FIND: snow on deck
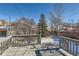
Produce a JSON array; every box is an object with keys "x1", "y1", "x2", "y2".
[
  {"x1": 41, "y1": 37, "x2": 54, "y2": 44},
  {"x1": 0, "y1": 36, "x2": 12, "y2": 43}
]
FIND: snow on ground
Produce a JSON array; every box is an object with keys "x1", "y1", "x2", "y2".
[
  {"x1": 52, "y1": 36, "x2": 60, "y2": 45},
  {"x1": 41, "y1": 36, "x2": 60, "y2": 46},
  {"x1": 41, "y1": 37, "x2": 53, "y2": 44}
]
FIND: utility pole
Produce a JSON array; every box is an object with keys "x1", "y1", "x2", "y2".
[
  {"x1": 72, "y1": 18, "x2": 74, "y2": 26},
  {"x1": 8, "y1": 16, "x2": 11, "y2": 36},
  {"x1": 29, "y1": 19, "x2": 31, "y2": 34}
]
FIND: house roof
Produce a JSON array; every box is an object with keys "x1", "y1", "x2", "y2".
[{"x1": 0, "y1": 30, "x2": 7, "y2": 32}]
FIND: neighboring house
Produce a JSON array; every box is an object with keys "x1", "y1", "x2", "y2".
[
  {"x1": 60, "y1": 24, "x2": 79, "y2": 32},
  {"x1": 0, "y1": 26, "x2": 9, "y2": 37},
  {"x1": 0, "y1": 20, "x2": 37, "y2": 37},
  {"x1": 0, "y1": 20, "x2": 8, "y2": 26},
  {"x1": 0, "y1": 20, "x2": 10, "y2": 37}
]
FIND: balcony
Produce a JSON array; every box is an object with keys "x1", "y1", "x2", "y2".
[{"x1": 0, "y1": 34, "x2": 78, "y2": 56}]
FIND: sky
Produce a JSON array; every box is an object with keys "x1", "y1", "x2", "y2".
[
  {"x1": 0, "y1": 3, "x2": 79, "y2": 25},
  {"x1": 0, "y1": 3, "x2": 53, "y2": 24}
]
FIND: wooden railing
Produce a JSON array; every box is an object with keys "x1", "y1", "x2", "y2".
[
  {"x1": 0, "y1": 36, "x2": 12, "y2": 55},
  {"x1": 11, "y1": 34, "x2": 41, "y2": 46},
  {"x1": 0, "y1": 34, "x2": 41, "y2": 55},
  {"x1": 59, "y1": 36, "x2": 79, "y2": 56}
]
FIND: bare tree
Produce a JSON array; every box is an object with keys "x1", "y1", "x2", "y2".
[
  {"x1": 15, "y1": 17, "x2": 36, "y2": 35},
  {"x1": 28, "y1": 18, "x2": 36, "y2": 34},
  {"x1": 50, "y1": 3, "x2": 63, "y2": 36}
]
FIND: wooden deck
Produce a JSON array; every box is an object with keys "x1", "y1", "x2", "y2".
[
  {"x1": 0, "y1": 36, "x2": 64, "y2": 56},
  {"x1": 0, "y1": 36, "x2": 74, "y2": 56},
  {"x1": 2, "y1": 46, "x2": 64, "y2": 56},
  {"x1": 1, "y1": 42, "x2": 64, "y2": 56},
  {"x1": 2, "y1": 47, "x2": 36, "y2": 56}
]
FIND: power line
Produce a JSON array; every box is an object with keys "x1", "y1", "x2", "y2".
[
  {"x1": 63, "y1": 11, "x2": 79, "y2": 19},
  {"x1": 13, "y1": 4, "x2": 24, "y2": 17}
]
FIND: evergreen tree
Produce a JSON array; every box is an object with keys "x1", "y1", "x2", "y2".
[{"x1": 37, "y1": 14, "x2": 48, "y2": 37}]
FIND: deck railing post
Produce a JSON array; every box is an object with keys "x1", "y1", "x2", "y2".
[
  {"x1": 61, "y1": 39, "x2": 63, "y2": 48},
  {"x1": 73, "y1": 42, "x2": 74, "y2": 54},
  {"x1": 59, "y1": 37, "x2": 61, "y2": 48},
  {"x1": 1, "y1": 42, "x2": 2, "y2": 54},
  {"x1": 63, "y1": 39, "x2": 65, "y2": 50},
  {"x1": 66, "y1": 40, "x2": 68, "y2": 52},
  {"x1": 65, "y1": 39, "x2": 67, "y2": 51},
  {"x1": 77, "y1": 43, "x2": 79, "y2": 55},
  {"x1": 11, "y1": 36, "x2": 14, "y2": 47},
  {"x1": 70, "y1": 41, "x2": 71, "y2": 53},
  {"x1": 7, "y1": 40, "x2": 8, "y2": 49},
  {"x1": 70, "y1": 41, "x2": 72, "y2": 54},
  {"x1": 10, "y1": 37, "x2": 12, "y2": 47},
  {"x1": 75, "y1": 43, "x2": 78, "y2": 56},
  {"x1": 37, "y1": 34, "x2": 41, "y2": 44}
]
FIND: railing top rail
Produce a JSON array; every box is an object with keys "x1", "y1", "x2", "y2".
[
  {"x1": 0, "y1": 34, "x2": 41, "y2": 44},
  {"x1": 12, "y1": 34, "x2": 40, "y2": 37},
  {"x1": 60, "y1": 36, "x2": 79, "y2": 42},
  {"x1": 0, "y1": 36, "x2": 12, "y2": 43}
]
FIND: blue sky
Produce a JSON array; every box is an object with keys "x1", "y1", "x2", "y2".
[
  {"x1": 62, "y1": 3, "x2": 79, "y2": 23},
  {"x1": 0, "y1": 3, "x2": 79, "y2": 24},
  {"x1": 0, "y1": 3, "x2": 53, "y2": 24}
]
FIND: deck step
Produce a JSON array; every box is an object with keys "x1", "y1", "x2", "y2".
[{"x1": 59, "y1": 48, "x2": 73, "y2": 56}]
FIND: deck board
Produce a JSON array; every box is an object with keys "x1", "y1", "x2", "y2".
[{"x1": 2, "y1": 47, "x2": 36, "y2": 56}]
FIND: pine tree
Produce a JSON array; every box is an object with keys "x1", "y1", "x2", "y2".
[{"x1": 37, "y1": 14, "x2": 48, "y2": 37}]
